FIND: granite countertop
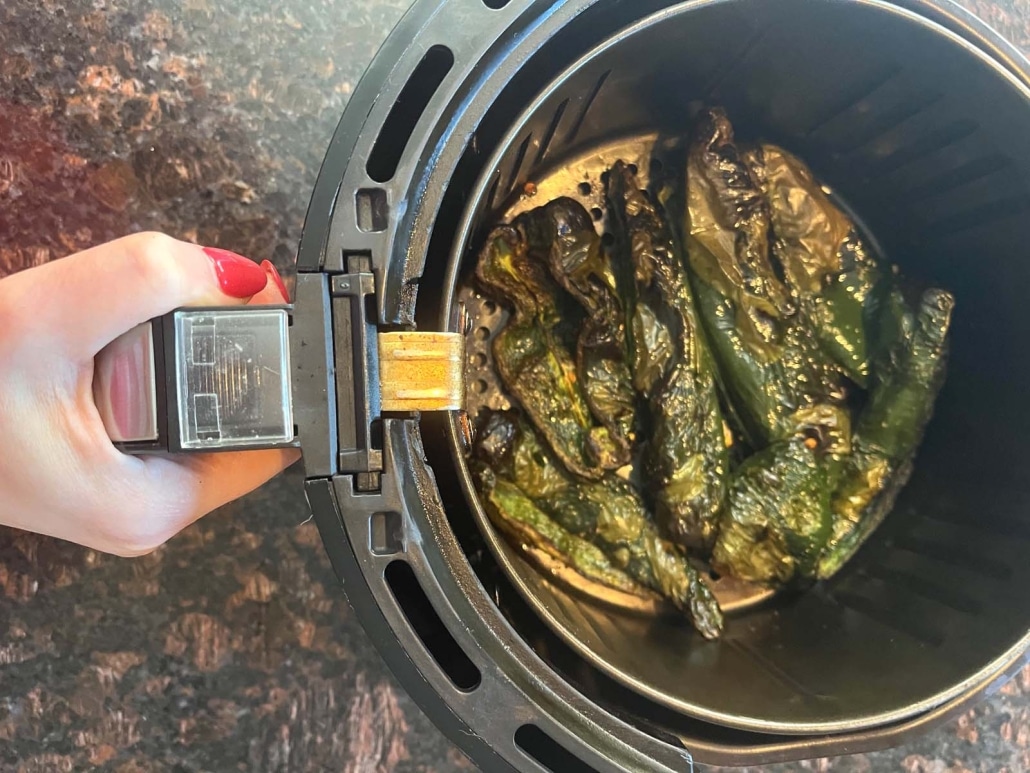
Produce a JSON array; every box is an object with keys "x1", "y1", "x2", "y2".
[{"x1": 0, "y1": 1, "x2": 1028, "y2": 771}]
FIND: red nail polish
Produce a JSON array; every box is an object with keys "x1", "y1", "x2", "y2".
[
  {"x1": 202, "y1": 247, "x2": 268, "y2": 298},
  {"x1": 261, "y1": 260, "x2": 290, "y2": 301}
]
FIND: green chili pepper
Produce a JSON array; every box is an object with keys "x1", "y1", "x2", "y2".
[
  {"x1": 476, "y1": 227, "x2": 625, "y2": 479},
  {"x1": 685, "y1": 109, "x2": 848, "y2": 448},
  {"x1": 479, "y1": 467, "x2": 645, "y2": 595},
  {"x1": 712, "y1": 435, "x2": 837, "y2": 584},
  {"x1": 818, "y1": 287, "x2": 954, "y2": 578},
  {"x1": 750, "y1": 143, "x2": 882, "y2": 386},
  {"x1": 607, "y1": 161, "x2": 728, "y2": 550},
  {"x1": 516, "y1": 198, "x2": 637, "y2": 455},
  {"x1": 479, "y1": 413, "x2": 723, "y2": 639}
]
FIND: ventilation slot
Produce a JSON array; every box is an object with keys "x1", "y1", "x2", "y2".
[
  {"x1": 860, "y1": 565, "x2": 982, "y2": 616},
  {"x1": 893, "y1": 534, "x2": 1012, "y2": 580},
  {"x1": 371, "y1": 512, "x2": 404, "y2": 555},
  {"x1": 504, "y1": 133, "x2": 533, "y2": 198},
  {"x1": 832, "y1": 588, "x2": 945, "y2": 647},
  {"x1": 923, "y1": 194, "x2": 1030, "y2": 237},
  {"x1": 483, "y1": 0, "x2": 512, "y2": 7},
  {"x1": 802, "y1": 64, "x2": 900, "y2": 138},
  {"x1": 901, "y1": 154, "x2": 1008, "y2": 201},
  {"x1": 367, "y1": 45, "x2": 454, "y2": 183},
  {"x1": 871, "y1": 119, "x2": 978, "y2": 176},
  {"x1": 385, "y1": 560, "x2": 481, "y2": 690},
  {"x1": 514, "y1": 725, "x2": 599, "y2": 773},
  {"x1": 534, "y1": 99, "x2": 569, "y2": 167},
  {"x1": 837, "y1": 91, "x2": 942, "y2": 155},
  {"x1": 356, "y1": 188, "x2": 388, "y2": 232},
  {"x1": 565, "y1": 70, "x2": 611, "y2": 147}
]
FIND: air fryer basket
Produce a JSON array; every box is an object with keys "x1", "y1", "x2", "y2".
[
  {"x1": 444, "y1": 0, "x2": 1030, "y2": 735},
  {"x1": 297, "y1": 0, "x2": 1030, "y2": 769}
]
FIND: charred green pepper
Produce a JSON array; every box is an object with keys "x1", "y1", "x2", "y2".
[
  {"x1": 712, "y1": 436, "x2": 834, "y2": 584},
  {"x1": 516, "y1": 198, "x2": 637, "y2": 454},
  {"x1": 712, "y1": 404, "x2": 851, "y2": 585},
  {"x1": 685, "y1": 110, "x2": 847, "y2": 447},
  {"x1": 479, "y1": 413, "x2": 723, "y2": 639},
  {"x1": 685, "y1": 107, "x2": 794, "y2": 350},
  {"x1": 818, "y1": 287, "x2": 954, "y2": 578},
  {"x1": 607, "y1": 161, "x2": 728, "y2": 550},
  {"x1": 479, "y1": 467, "x2": 644, "y2": 595},
  {"x1": 749, "y1": 144, "x2": 882, "y2": 386},
  {"x1": 476, "y1": 227, "x2": 625, "y2": 478}
]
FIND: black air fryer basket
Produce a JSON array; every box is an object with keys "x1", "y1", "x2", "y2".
[{"x1": 292, "y1": 0, "x2": 1030, "y2": 769}]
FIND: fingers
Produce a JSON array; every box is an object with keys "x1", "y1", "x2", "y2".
[{"x1": 1, "y1": 232, "x2": 269, "y2": 359}]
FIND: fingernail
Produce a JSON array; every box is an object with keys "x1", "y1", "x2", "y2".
[
  {"x1": 261, "y1": 260, "x2": 290, "y2": 301},
  {"x1": 202, "y1": 246, "x2": 268, "y2": 298}
]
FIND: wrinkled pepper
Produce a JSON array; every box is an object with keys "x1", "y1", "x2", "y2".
[
  {"x1": 685, "y1": 108, "x2": 847, "y2": 448},
  {"x1": 477, "y1": 412, "x2": 724, "y2": 639},
  {"x1": 818, "y1": 286, "x2": 954, "y2": 578},
  {"x1": 516, "y1": 198, "x2": 637, "y2": 455},
  {"x1": 712, "y1": 436, "x2": 836, "y2": 585},
  {"x1": 476, "y1": 227, "x2": 625, "y2": 479},
  {"x1": 607, "y1": 161, "x2": 728, "y2": 550},
  {"x1": 479, "y1": 467, "x2": 645, "y2": 595},
  {"x1": 749, "y1": 143, "x2": 882, "y2": 386}
]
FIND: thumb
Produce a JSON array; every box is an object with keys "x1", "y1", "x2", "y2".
[{"x1": 5, "y1": 232, "x2": 269, "y2": 359}]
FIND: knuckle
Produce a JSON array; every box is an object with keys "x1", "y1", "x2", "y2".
[
  {"x1": 87, "y1": 461, "x2": 198, "y2": 558},
  {"x1": 122, "y1": 232, "x2": 180, "y2": 295}
]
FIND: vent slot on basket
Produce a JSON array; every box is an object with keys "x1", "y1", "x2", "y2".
[
  {"x1": 515, "y1": 725, "x2": 599, "y2": 773},
  {"x1": 371, "y1": 511, "x2": 404, "y2": 555},
  {"x1": 483, "y1": 0, "x2": 512, "y2": 7},
  {"x1": 385, "y1": 560, "x2": 481, "y2": 691},
  {"x1": 356, "y1": 188, "x2": 388, "y2": 232},
  {"x1": 367, "y1": 45, "x2": 454, "y2": 183}
]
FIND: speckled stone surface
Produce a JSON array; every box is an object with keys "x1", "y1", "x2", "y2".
[{"x1": 0, "y1": 1, "x2": 1028, "y2": 772}]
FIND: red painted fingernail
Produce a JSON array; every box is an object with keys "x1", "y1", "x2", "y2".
[
  {"x1": 261, "y1": 260, "x2": 290, "y2": 301},
  {"x1": 202, "y1": 247, "x2": 268, "y2": 298}
]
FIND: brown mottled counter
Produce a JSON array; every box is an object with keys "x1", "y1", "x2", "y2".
[{"x1": 0, "y1": 1, "x2": 1028, "y2": 771}]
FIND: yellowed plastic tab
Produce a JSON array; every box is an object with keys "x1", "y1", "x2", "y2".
[{"x1": 378, "y1": 332, "x2": 464, "y2": 412}]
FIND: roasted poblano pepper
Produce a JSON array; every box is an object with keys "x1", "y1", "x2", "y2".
[
  {"x1": 516, "y1": 198, "x2": 636, "y2": 454},
  {"x1": 818, "y1": 287, "x2": 954, "y2": 578},
  {"x1": 476, "y1": 227, "x2": 625, "y2": 478},
  {"x1": 607, "y1": 161, "x2": 728, "y2": 551},
  {"x1": 685, "y1": 107, "x2": 795, "y2": 351},
  {"x1": 685, "y1": 110, "x2": 847, "y2": 447},
  {"x1": 749, "y1": 144, "x2": 882, "y2": 386},
  {"x1": 712, "y1": 404, "x2": 851, "y2": 585},
  {"x1": 479, "y1": 413, "x2": 723, "y2": 639},
  {"x1": 478, "y1": 467, "x2": 645, "y2": 595},
  {"x1": 712, "y1": 437, "x2": 835, "y2": 584},
  {"x1": 473, "y1": 104, "x2": 954, "y2": 601}
]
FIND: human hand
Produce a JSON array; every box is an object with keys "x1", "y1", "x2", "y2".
[{"x1": 0, "y1": 233, "x2": 300, "y2": 556}]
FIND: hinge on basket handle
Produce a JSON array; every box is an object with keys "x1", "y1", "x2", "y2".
[{"x1": 329, "y1": 256, "x2": 464, "y2": 480}]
